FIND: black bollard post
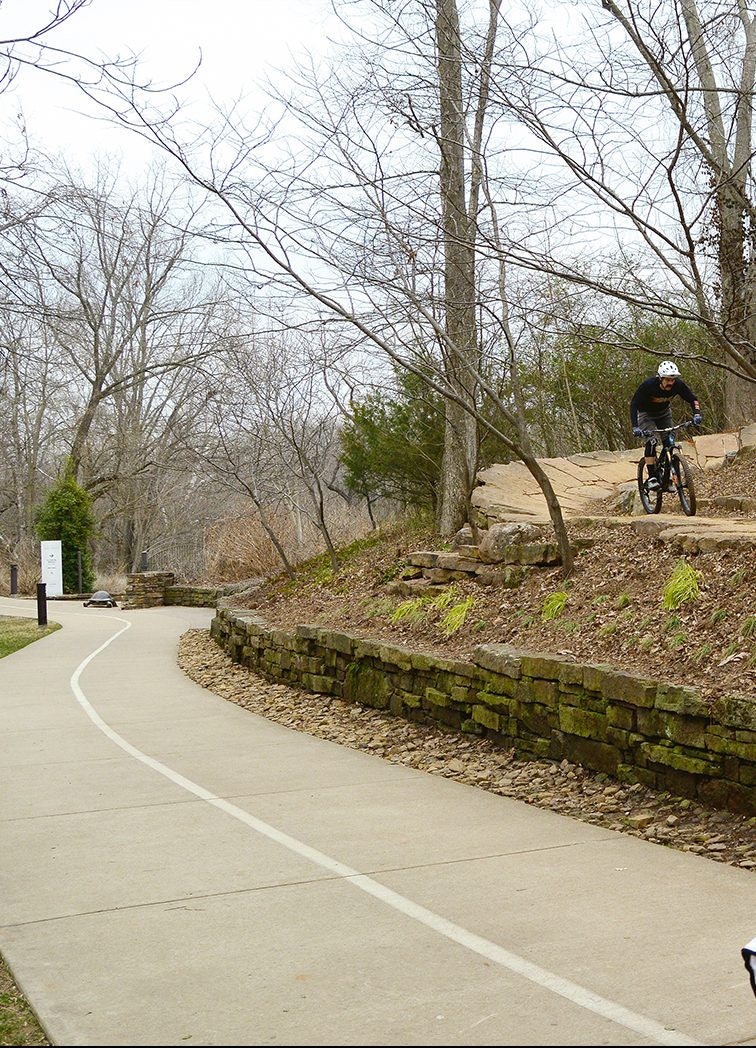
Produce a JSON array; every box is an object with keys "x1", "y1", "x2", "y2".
[
  {"x1": 77, "y1": 550, "x2": 83, "y2": 594},
  {"x1": 140, "y1": 550, "x2": 149, "y2": 572},
  {"x1": 10, "y1": 564, "x2": 18, "y2": 596},
  {"x1": 36, "y1": 582, "x2": 47, "y2": 626}
]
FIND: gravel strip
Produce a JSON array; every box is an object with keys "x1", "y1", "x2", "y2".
[{"x1": 178, "y1": 628, "x2": 756, "y2": 871}]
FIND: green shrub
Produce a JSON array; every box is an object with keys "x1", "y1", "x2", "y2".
[
  {"x1": 428, "y1": 586, "x2": 459, "y2": 612},
  {"x1": 35, "y1": 462, "x2": 95, "y2": 593},
  {"x1": 341, "y1": 368, "x2": 444, "y2": 510},
  {"x1": 667, "y1": 631, "x2": 688, "y2": 650},
  {"x1": 387, "y1": 584, "x2": 477, "y2": 637},
  {"x1": 555, "y1": 618, "x2": 579, "y2": 634},
  {"x1": 691, "y1": 643, "x2": 713, "y2": 665}
]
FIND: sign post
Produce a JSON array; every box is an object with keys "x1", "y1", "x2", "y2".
[{"x1": 40, "y1": 540, "x2": 63, "y2": 597}]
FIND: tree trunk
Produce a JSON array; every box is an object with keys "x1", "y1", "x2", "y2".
[
  {"x1": 680, "y1": 0, "x2": 756, "y2": 424},
  {"x1": 439, "y1": 400, "x2": 474, "y2": 535},
  {"x1": 724, "y1": 370, "x2": 756, "y2": 425},
  {"x1": 435, "y1": 0, "x2": 479, "y2": 536}
]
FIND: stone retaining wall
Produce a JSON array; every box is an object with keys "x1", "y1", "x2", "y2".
[
  {"x1": 124, "y1": 571, "x2": 175, "y2": 608},
  {"x1": 124, "y1": 575, "x2": 223, "y2": 608},
  {"x1": 211, "y1": 607, "x2": 756, "y2": 815},
  {"x1": 164, "y1": 585, "x2": 223, "y2": 607}
]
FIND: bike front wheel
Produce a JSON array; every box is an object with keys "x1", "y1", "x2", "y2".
[
  {"x1": 671, "y1": 451, "x2": 696, "y2": 515},
  {"x1": 637, "y1": 458, "x2": 662, "y2": 514}
]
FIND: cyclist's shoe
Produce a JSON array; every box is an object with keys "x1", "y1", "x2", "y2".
[{"x1": 646, "y1": 476, "x2": 661, "y2": 491}]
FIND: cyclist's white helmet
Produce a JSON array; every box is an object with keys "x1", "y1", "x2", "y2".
[{"x1": 657, "y1": 360, "x2": 681, "y2": 377}]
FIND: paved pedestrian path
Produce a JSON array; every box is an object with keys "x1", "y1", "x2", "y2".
[{"x1": 1, "y1": 596, "x2": 755, "y2": 1046}]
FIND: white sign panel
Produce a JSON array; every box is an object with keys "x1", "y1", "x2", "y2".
[{"x1": 40, "y1": 540, "x2": 63, "y2": 597}]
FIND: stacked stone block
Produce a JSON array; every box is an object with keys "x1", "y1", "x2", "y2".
[
  {"x1": 389, "y1": 525, "x2": 595, "y2": 594},
  {"x1": 164, "y1": 585, "x2": 222, "y2": 607},
  {"x1": 124, "y1": 571, "x2": 175, "y2": 609},
  {"x1": 211, "y1": 607, "x2": 756, "y2": 815}
]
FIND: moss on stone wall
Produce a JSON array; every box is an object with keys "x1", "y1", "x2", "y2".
[{"x1": 211, "y1": 608, "x2": 756, "y2": 816}]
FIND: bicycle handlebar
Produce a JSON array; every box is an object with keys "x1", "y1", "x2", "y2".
[{"x1": 639, "y1": 420, "x2": 696, "y2": 438}]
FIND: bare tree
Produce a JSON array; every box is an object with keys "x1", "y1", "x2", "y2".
[
  {"x1": 0, "y1": 311, "x2": 67, "y2": 563},
  {"x1": 89, "y1": 0, "x2": 582, "y2": 570},
  {"x1": 0, "y1": 161, "x2": 247, "y2": 577},
  {"x1": 194, "y1": 332, "x2": 361, "y2": 576},
  {"x1": 482, "y1": 0, "x2": 756, "y2": 422},
  {"x1": 260, "y1": 344, "x2": 353, "y2": 573},
  {"x1": 7, "y1": 165, "x2": 231, "y2": 482},
  {"x1": 434, "y1": 0, "x2": 497, "y2": 533}
]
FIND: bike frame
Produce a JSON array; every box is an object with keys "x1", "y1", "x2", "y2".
[
  {"x1": 637, "y1": 420, "x2": 697, "y2": 515},
  {"x1": 641, "y1": 422, "x2": 694, "y2": 481}
]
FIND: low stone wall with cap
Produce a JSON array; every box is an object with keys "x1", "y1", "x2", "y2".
[
  {"x1": 211, "y1": 607, "x2": 756, "y2": 815},
  {"x1": 124, "y1": 571, "x2": 175, "y2": 609},
  {"x1": 124, "y1": 577, "x2": 224, "y2": 608},
  {"x1": 164, "y1": 585, "x2": 223, "y2": 607}
]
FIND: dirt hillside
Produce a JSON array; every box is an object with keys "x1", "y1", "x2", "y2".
[{"x1": 231, "y1": 454, "x2": 756, "y2": 704}]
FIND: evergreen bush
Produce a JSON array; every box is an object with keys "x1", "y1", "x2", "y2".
[{"x1": 35, "y1": 464, "x2": 96, "y2": 593}]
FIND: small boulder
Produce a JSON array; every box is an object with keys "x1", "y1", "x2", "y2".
[
  {"x1": 479, "y1": 522, "x2": 545, "y2": 563},
  {"x1": 451, "y1": 525, "x2": 474, "y2": 549},
  {"x1": 611, "y1": 483, "x2": 646, "y2": 516}
]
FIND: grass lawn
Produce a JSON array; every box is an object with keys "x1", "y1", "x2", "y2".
[
  {"x1": 0, "y1": 954, "x2": 48, "y2": 1047},
  {"x1": 0, "y1": 616, "x2": 60, "y2": 659}
]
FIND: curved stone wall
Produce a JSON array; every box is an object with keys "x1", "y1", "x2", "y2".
[{"x1": 211, "y1": 608, "x2": 756, "y2": 815}]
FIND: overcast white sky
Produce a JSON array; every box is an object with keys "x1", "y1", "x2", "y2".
[{"x1": 0, "y1": 0, "x2": 344, "y2": 170}]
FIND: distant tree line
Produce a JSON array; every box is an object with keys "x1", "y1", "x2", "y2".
[{"x1": 0, "y1": 0, "x2": 751, "y2": 586}]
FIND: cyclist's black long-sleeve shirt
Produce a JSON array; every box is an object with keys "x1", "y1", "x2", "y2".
[{"x1": 630, "y1": 377, "x2": 698, "y2": 427}]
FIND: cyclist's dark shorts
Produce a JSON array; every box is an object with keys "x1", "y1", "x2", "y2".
[{"x1": 637, "y1": 406, "x2": 673, "y2": 436}]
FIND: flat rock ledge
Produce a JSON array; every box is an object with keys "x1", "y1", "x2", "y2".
[
  {"x1": 178, "y1": 628, "x2": 756, "y2": 873},
  {"x1": 471, "y1": 424, "x2": 756, "y2": 523}
]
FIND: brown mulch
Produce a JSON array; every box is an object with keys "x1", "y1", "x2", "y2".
[
  {"x1": 179, "y1": 629, "x2": 756, "y2": 871},
  {"x1": 188, "y1": 454, "x2": 756, "y2": 872}
]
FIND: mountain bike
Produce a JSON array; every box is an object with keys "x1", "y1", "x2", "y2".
[{"x1": 637, "y1": 421, "x2": 697, "y2": 516}]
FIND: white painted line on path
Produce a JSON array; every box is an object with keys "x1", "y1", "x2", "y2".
[{"x1": 68, "y1": 617, "x2": 700, "y2": 1047}]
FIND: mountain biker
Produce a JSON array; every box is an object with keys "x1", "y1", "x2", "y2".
[{"x1": 630, "y1": 361, "x2": 702, "y2": 490}]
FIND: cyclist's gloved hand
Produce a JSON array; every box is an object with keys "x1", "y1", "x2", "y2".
[
  {"x1": 632, "y1": 426, "x2": 643, "y2": 437},
  {"x1": 692, "y1": 413, "x2": 702, "y2": 426}
]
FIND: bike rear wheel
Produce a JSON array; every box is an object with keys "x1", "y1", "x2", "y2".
[
  {"x1": 637, "y1": 458, "x2": 662, "y2": 514},
  {"x1": 671, "y1": 451, "x2": 696, "y2": 515}
]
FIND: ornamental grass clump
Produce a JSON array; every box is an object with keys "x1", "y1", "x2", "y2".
[
  {"x1": 389, "y1": 596, "x2": 430, "y2": 625},
  {"x1": 661, "y1": 558, "x2": 702, "y2": 611},
  {"x1": 440, "y1": 595, "x2": 476, "y2": 637},
  {"x1": 541, "y1": 589, "x2": 569, "y2": 621},
  {"x1": 740, "y1": 614, "x2": 756, "y2": 638},
  {"x1": 388, "y1": 585, "x2": 476, "y2": 638}
]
